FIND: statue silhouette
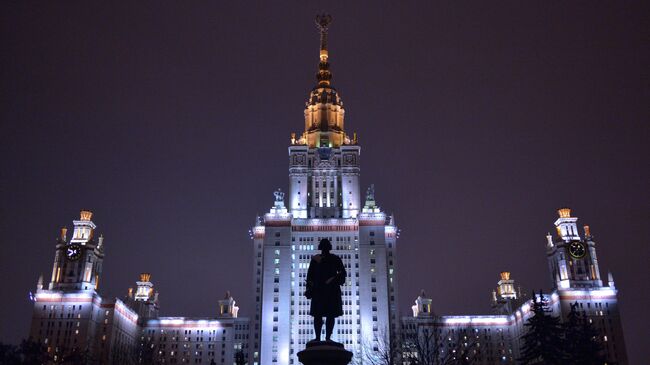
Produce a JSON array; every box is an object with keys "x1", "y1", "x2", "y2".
[{"x1": 305, "y1": 238, "x2": 346, "y2": 342}]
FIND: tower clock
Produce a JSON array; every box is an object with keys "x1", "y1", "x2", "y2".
[{"x1": 49, "y1": 210, "x2": 104, "y2": 291}]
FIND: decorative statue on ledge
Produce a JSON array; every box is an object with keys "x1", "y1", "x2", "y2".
[
  {"x1": 274, "y1": 188, "x2": 285, "y2": 202},
  {"x1": 305, "y1": 238, "x2": 346, "y2": 342}
]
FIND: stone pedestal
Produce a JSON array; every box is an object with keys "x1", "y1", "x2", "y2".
[{"x1": 297, "y1": 341, "x2": 353, "y2": 365}]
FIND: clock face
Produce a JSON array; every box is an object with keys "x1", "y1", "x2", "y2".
[
  {"x1": 66, "y1": 244, "x2": 82, "y2": 261},
  {"x1": 568, "y1": 241, "x2": 587, "y2": 259}
]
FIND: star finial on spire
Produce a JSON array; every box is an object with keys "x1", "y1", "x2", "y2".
[
  {"x1": 315, "y1": 14, "x2": 332, "y2": 59},
  {"x1": 315, "y1": 14, "x2": 333, "y2": 86}
]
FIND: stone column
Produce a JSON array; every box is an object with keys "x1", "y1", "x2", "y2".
[
  {"x1": 332, "y1": 172, "x2": 339, "y2": 207},
  {"x1": 326, "y1": 176, "x2": 331, "y2": 207}
]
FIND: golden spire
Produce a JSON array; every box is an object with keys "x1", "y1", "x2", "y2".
[
  {"x1": 315, "y1": 14, "x2": 333, "y2": 86},
  {"x1": 302, "y1": 14, "x2": 347, "y2": 148}
]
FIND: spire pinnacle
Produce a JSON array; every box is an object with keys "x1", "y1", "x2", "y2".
[
  {"x1": 316, "y1": 14, "x2": 332, "y2": 60},
  {"x1": 302, "y1": 14, "x2": 347, "y2": 148},
  {"x1": 315, "y1": 14, "x2": 333, "y2": 86}
]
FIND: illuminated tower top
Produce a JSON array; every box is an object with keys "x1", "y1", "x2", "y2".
[
  {"x1": 411, "y1": 290, "x2": 433, "y2": 318},
  {"x1": 135, "y1": 273, "x2": 154, "y2": 302},
  {"x1": 218, "y1": 291, "x2": 240, "y2": 319},
  {"x1": 297, "y1": 14, "x2": 350, "y2": 148},
  {"x1": 491, "y1": 271, "x2": 522, "y2": 314},
  {"x1": 547, "y1": 207, "x2": 603, "y2": 289},
  {"x1": 287, "y1": 15, "x2": 362, "y2": 219},
  {"x1": 554, "y1": 207, "x2": 580, "y2": 241},
  {"x1": 496, "y1": 271, "x2": 517, "y2": 299},
  {"x1": 48, "y1": 210, "x2": 104, "y2": 291},
  {"x1": 127, "y1": 273, "x2": 159, "y2": 319},
  {"x1": 70, "y1": 210, "x2": 96, "y2": 244}
]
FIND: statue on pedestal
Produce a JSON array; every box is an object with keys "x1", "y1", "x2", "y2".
[
  {"x1": 305, "y1": 238, "x2": 346, "y2": 342},
  {"x1": 298, "y1": 236, "x2": 352, "y2": 365}
]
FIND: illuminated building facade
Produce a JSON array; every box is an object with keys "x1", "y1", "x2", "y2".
[
  {"x1": 25, "y1": 18, "x2": 627, "y2": 365},
  {"x1": 402, "y1": 208, "x2": 628, "y2": 365},
  {"x1": 138, "y1": 291, "x2": 250, "y2": 365},
  {"x1": 29, "y1": 211, "x2": 141, "y2": 364},
  {"x1": 29, "y1": 211, "x2": 250, "y2": 365},
  {"x1": 251, "y1": 16, "x2": 399, "y2": 365}
]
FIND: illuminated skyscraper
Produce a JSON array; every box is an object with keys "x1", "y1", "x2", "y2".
[{"x1": 251, "y1": 15, "x2": 400, "y2": 365}]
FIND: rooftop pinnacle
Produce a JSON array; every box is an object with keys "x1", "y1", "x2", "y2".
[
  {"x1": 315, "y1": 14, "x2": 333, "y2": 86},
  {"x1": 295, "y1": 14, "x2": 349, "y2": 148}
]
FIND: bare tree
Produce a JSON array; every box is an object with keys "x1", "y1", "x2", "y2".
[
  {"x1": 402, "y1": 324, "x2": 477, "y2": 365},
  {"x1": 402, "y1": 323, "x2": 445, "y2": 365},
  {"x1": 355, "y1": 327, "x2": 401, "y2": 365}
]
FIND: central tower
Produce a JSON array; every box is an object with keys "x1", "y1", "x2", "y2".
[
  {"x1": 252, "y1": 16, "x2": 399, "y2": 365},
  {"x1": 288, "y1": 14, "x2": 360, "y2": 220}
]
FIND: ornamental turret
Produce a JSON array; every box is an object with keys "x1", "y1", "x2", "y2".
[
  {"x1": 496, "y1": 271, "x2": 517, "y2": 299},
  {"x1": 491, "y1": 272, "x2": 522, "y2": 314},
  {"x1": 36, "y1": 274, "x2": 43, "y2": 291},
  {"x1": 608, "y1": 271, "x2": 616, "y2": 289},
  {"x1": 411, "y1": 290, "x2": 433, "y2": 317},
  {"x1": 127, "y1": 273, "x2": 159, "y2": 319},
  {"x1": 554, "y1": 207, "x2": 580, "y2": 241},
  {"x1": 218, "y1": 291, "x2": 240, "y2": 319},
  {"x1": 135, "y1": 273, "x2": 154, "y2": 301}
]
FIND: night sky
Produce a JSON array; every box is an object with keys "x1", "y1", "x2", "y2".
[{"x1": 1, "y1": 2, "x2": 648, "y2": 363}]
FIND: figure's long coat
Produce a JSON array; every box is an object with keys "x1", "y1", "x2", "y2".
[{"x1": 306, "y1": 253, "x2": 346, "y2": 317}]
